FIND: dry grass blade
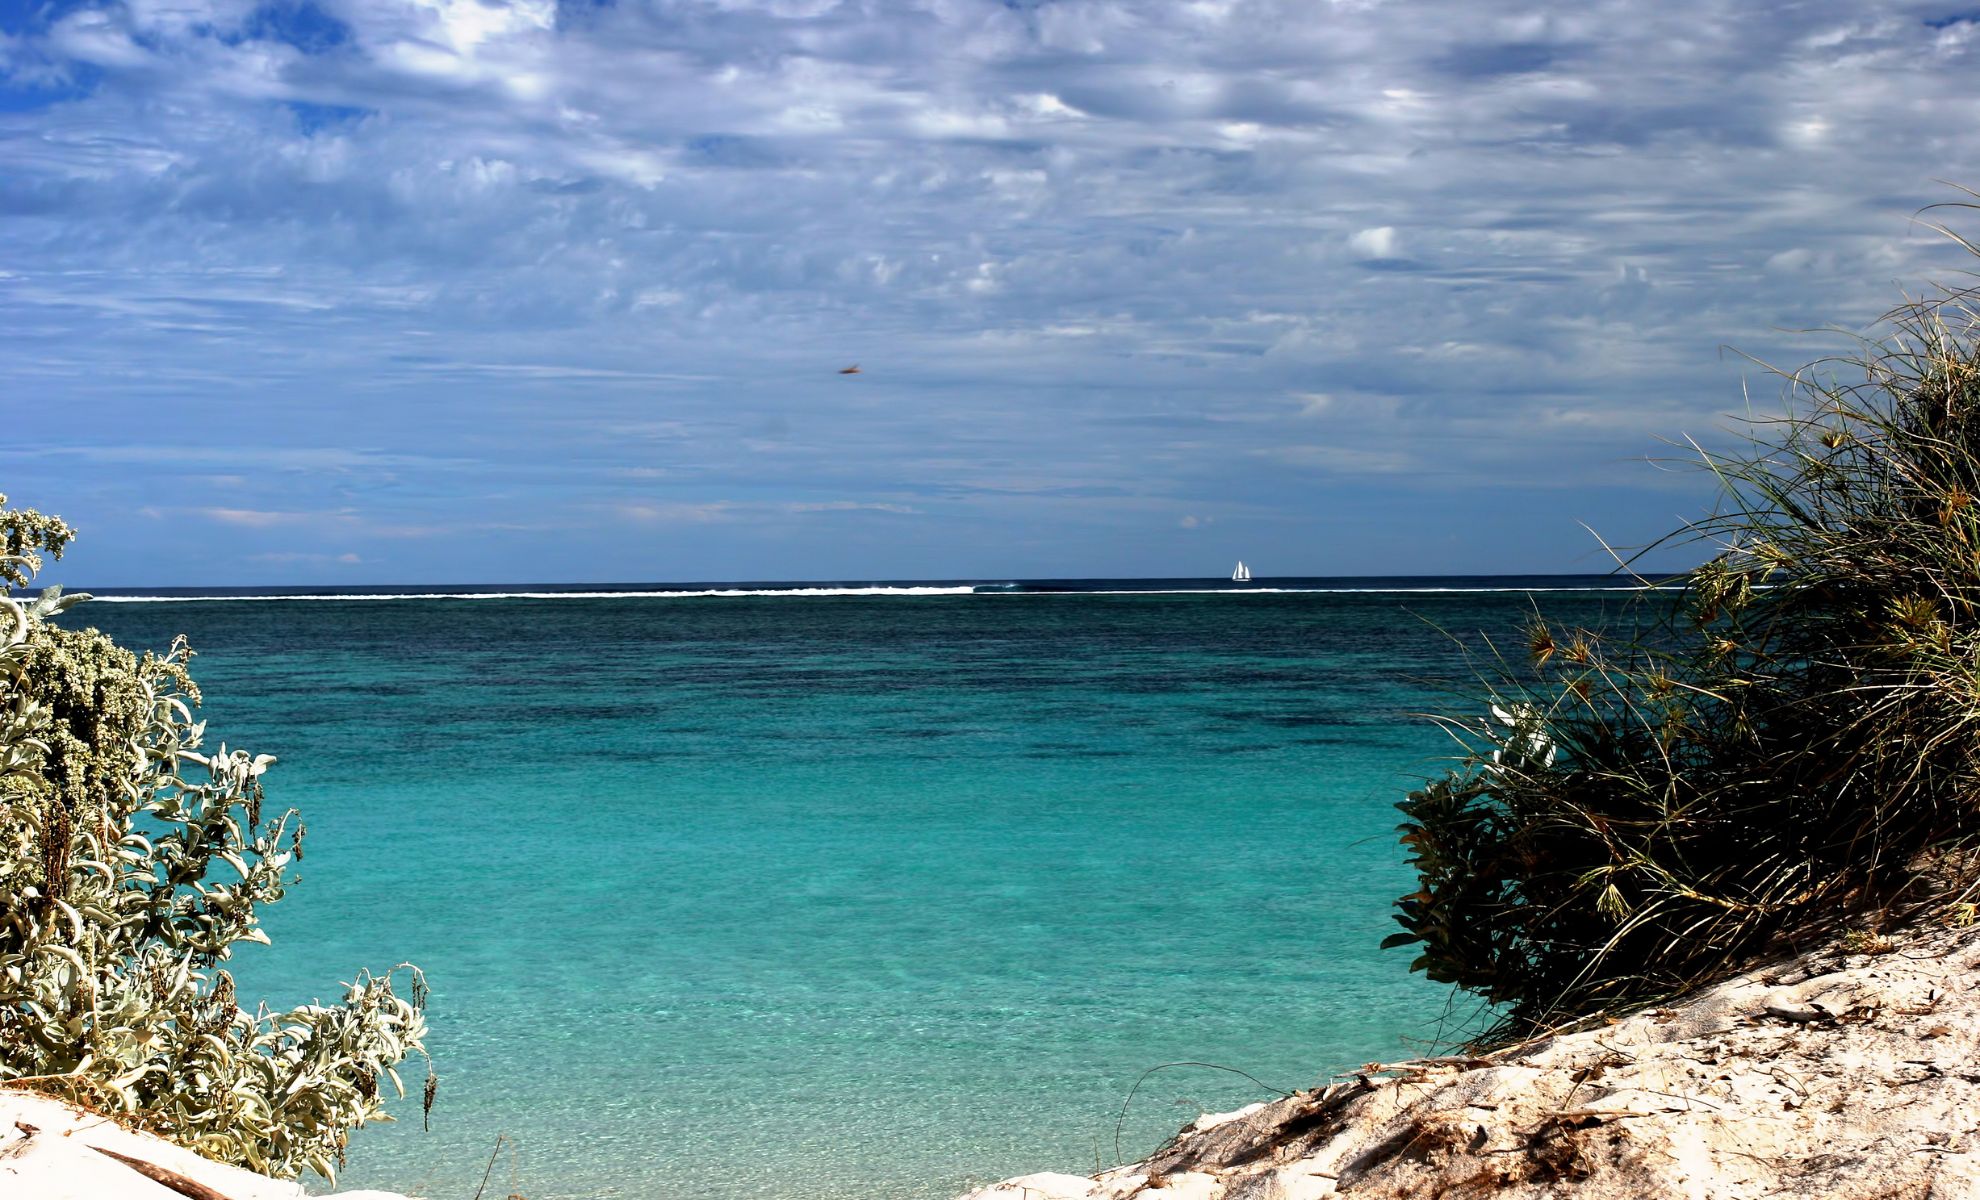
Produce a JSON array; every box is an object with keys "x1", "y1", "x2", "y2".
[{"x1": 1386, "y1": 200, "x2": 1980, "y2": 1043}]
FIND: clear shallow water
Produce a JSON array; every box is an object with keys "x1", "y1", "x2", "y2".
[{"x1": 74, "y1": 580, "x2": 1628, "y2": 1200}]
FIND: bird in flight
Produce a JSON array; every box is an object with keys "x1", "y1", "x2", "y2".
[{"x1": 838, "y1": 364, "x2": 861, "y2": 375}]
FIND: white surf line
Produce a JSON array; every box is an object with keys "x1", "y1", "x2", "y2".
[
  {"x1": 86, "y1": 584, "x2": 1666, "y2": 603},
  {"x1": 88, "y1": 586, "x2": 980, "y2": 602}
]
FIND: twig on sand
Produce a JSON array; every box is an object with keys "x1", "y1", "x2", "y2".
[{"x1": 89, "y1": 1145, "x2": 236, "y2": 1200}]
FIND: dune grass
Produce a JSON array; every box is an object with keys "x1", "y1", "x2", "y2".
[{"x1": 1387, "y1": 200, "x2": 1980, "y2": 1042}]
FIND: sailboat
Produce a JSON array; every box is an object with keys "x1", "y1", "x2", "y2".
[{"x1": 1231, "y1": 560, "x2": 1251, "y2": 582}]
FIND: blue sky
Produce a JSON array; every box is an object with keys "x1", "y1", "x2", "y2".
[{"x1": 6, "y1": 0, "x2": 1980, "y2": 584}]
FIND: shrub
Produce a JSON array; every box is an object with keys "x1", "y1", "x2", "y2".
[
  {"x1": 1387, "y1": 205, "x2": 1980, "y2": 1041},
  {"x1": 0, "y1": 493, "x2": 430, "y2": 1181}
]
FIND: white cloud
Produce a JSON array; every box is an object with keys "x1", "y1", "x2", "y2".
[
  {"x1": 202, "y1": 507, "x2": 305, "y2": 528},
  {"x1": 247, "y1": 549, "x2": 365, "y2": 564},
  {"x1": 618, "y1": 500, "x2": 918, "y2": 522},
  {"x1": 783, "y1": 501, "x2": 920, "y2": 514},
  {"x1": 1257, "y1": 445, "x2": 1420, "y2": 474},
  {"x1": 5, "y1": 0, "x2": 1980, "y2": 580},
  {"x1": 1346, "y1": 227, "x2": 1401, "y2": 260},
  {"x1": 617, "y1": 502, "x2": 738, "y2": 523}
]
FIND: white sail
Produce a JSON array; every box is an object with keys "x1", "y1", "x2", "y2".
[{"x1": 1231, "y1": 561, "x2": 1251, "y2": 582}]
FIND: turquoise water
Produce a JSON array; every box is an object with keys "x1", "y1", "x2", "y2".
[{"x1": 78, "y1": 583, "x2": 1623, "y2": 1199}]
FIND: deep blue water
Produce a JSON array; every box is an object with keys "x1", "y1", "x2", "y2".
[{"x1": 71, "y1": 578, "x2": 1637, "y2": 1199}]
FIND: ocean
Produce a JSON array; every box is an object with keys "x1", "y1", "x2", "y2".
[{"x1": 75, "y1": 577, "x2": 1641, "y2": 1199}]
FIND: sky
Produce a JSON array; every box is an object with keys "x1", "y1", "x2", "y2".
[{"x1": 5, "y1": 0, "x2": 1980, "y2": 585}]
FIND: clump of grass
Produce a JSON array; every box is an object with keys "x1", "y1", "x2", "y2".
[
  {"x1": 1838, "y1": 927, "x2": 1895, "y2": 956},
  {"x1": 1387, "y1": 197, "x2": 1980, "y2": 1042}
]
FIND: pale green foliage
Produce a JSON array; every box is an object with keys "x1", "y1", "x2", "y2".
[
  {"x1": 0, "y1": 492, "x2": 74, "y2": 589},
  {"x1": 0, "y1": 495, "x2": 429, "y2": 1181}
]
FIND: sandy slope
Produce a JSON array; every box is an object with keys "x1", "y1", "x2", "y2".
[
  {"x1": 963, "y1": 918, "x2": 1980, "y2": 1200},
  {"x1": 0, "y1": 1091, "x2": 413, "y2": 1200}
]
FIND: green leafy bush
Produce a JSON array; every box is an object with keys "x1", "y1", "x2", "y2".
[
  {"x1": 0, "y1": 493, "x2": 430, "y2": 1181},
  {"x1": 1388, "y1": 208, "x2": 1980, "y2": 1041}
]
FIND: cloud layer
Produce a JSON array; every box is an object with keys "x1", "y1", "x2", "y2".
[{"x1": 6, "y1": 0, "x2": 1980, "y2": 582}]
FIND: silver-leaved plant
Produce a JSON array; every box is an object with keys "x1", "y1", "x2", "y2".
[{"x1": 0, "y1": 492, "x2": 430, "y2": 1181}]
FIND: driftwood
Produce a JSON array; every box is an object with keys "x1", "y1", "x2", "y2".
[{"x1": 88, "y1": 1144, "x2": 239, "y2": 1200}]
